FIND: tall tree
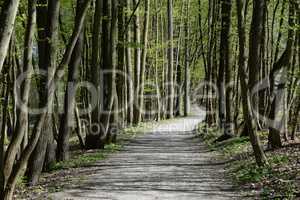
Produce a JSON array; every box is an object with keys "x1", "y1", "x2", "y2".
[
  {"x1": 244, "y1": 0, "x2": 268, "y2": 166},
  {"x1": 218, "y1": 0, "x2": 232, "y2": 135},
  {"x1": 125, "y1": 0, "x2": 134, "y2": 124},
  {"x1": 137, "y1": 0, "x2": 150, "y2": 122},
  {"x1": 167, "y1": 0, "x2": 174, "y2": 118},
  {"x1": 268, "y1": 0, "x2": 296, "y2": 149},
  {"x1": 2, "y1": 0, "x2": 91, "y2": 197},
  {"x1": 27, "y1": 0, "x2": 60, "y2": 185},
  {"x1": 132, "y1": 0, "x2": 141, "y2": 124},
  {"x1": 86, "y1": 0, "x2": 102, "y2": 149},
  {"x1": 57, "y1": 0, "x2": 85, "y2": 161},
  {"x1": 0, "y1": 0, "x2": 20, "y2": 73},
  {"x1": 184, "y1": 0, "x2": 190, "y2": 116}
]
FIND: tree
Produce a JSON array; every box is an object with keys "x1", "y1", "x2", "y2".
[
  {"x1": 0, "y1": 0, "x2": 20, "y2": 73},
  {"x1": 2, "y1": 0, "x2": 91, "y2": 198},
  {"x1": 132, "y1": 0, "x2": 141, "y2": 124},
  {"x1": 167, "y1": 0, "x2": 174, "y2": 119},
  {"x1": 57, "y1": 0, "x2": 85, "y2": 161},
  {"x1": 268, "y1": 0, "x2": 296, "y2": 149},
  {"x1": 218, "y1": 0, "x2": 232, "y2": 136},
  {"x1": 184, "y1": 0, "x2": 190, "y2": 117},
  {"x1": 137, "y1": 0, "x2": 150, "y2": 123},
  {"x1": 244, "y1": 0, "x2": 268, "y2": 166}
]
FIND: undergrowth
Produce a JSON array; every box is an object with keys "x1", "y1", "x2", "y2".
[{"x1": 197, "y1": 123, "x2": 299, "y2": 199}]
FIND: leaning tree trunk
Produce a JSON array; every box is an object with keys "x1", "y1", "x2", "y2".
[
  {"x1": 0, "y1": 0, "x2": 20, "y2": 73},
  {"x1": 3, "y1": 0, "x2": 91, "y2": 198},
  {"x1": 2, "y1": 0, "x2": 37, "y2": 188},
  {"x1": 27, "y1": 0, "x2": 60, "y2": 185},
  {"x1": 57, "y1": 0, "x2": 85, "y2": 161},
  {"x1": 268, "y1": 0, "x2": 296, "y2": 149}
]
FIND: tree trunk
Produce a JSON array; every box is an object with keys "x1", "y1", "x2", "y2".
[
  {"x1": 3, "y1": 0, "x2": 91, "y2": 197},
  {"x1": 0, "y1": 0, "x2": 20, "y2": 73},
  {"x1": 167, "y1": 0, "x2": 174, "y2": 119},
  {"x1": 137, "y1": 0, "x2": 150, "y2": 123},
  {"x1": 218, "y1": 0, "x2": 232, "y2": 136},
  {"x1": 268, "y1": 0, "x2": 295, "y2": 149},
  {"x1": 184, "y1": 0, "x2": 190, "y2": 117},
  {"x1": 57, "y1": 0, "x2": 85, "y2": 161},
  {"x1": 125, "y1": 0, "x2": 134, "y2": 125},
  {"x1": 244, "y1": 0, "x2": 268, "y2": 166},
  {"x1": 132, "y1": 0, "x2": 141, "y2": 125},
  {"x1": 27, "y1": 0, "x2": 60, "y2": 185}
]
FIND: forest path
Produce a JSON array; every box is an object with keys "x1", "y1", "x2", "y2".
[{"x1": 51, "y1": 109, "x2": 239, "y2": 200}]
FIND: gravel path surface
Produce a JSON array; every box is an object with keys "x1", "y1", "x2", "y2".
[{"x1": 51, "y1": 112, "x2": 239, "y2": 200}]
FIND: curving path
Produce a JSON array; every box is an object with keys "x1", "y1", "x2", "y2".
[{"x1": 51, "y1": 110, "x2": 239, "y2": 200}]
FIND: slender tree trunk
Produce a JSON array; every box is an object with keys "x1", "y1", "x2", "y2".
[
  {"x1": 154, "y1": 0, "x2": 161, "y2": 121},
  {"x1": 184, "y1": 0, "x2": 190, "y2": 117},
  {"x1": 0, "y1": 75, "x2": 9, "y2": 198},
  {"x1": 117, "y1": 0, "x2": 126, "y2": 127},
  {"x1": 132, "y1": 0, "x2": 141, "y2": 125},
  {"x1": 268, "y1": 0, "x2": 295, "y2": 149},
  {"x1": 167, "y1": 0, "x2": 174, "y2": 119},
  {"x1": 27, "y1": 0, "x2": 60, "y2": 185},
  {"x1": 137, "y1": 0, "x2": 150, "y2": 123},
  {"x1": 3, "y1": 0, "x2": 91, "y2": 197},
  {"x1": 125, "y1": 0, "x2": 134, "y2": 125},
  {"x1": 244, "y1": 0, "x2": 268, "y2": 166},
  {"x1": 57, "y1": 0, "x2": 85, "y2": 161},
  {"x1": 0, "y1": 0, "x2": 20, "y2": 73},
  {"x1": 218, "y1": 0, "x2": 232, "y2": 136}
]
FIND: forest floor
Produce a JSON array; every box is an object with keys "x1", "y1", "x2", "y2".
[
  {"x1": 198, "y1": 124, "x2": 300, "y2": 199},
  {"x1": 16, "y1": 110, "x2": 240, "y2": 199}
]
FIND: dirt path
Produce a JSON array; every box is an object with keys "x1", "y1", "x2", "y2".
[{"x1": 51, "y1": 112, "x2": 239, "y2": 200}]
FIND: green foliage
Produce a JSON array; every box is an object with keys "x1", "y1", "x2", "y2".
[
  {"x1": 232, "y1": 154, "x2": 290, "y2": 183},
  {"x1": 49, "y1": 152, "x2": 105, "y2": 171},
  {"x1": 219, "y1": 137, "x2": 250, "y2": 156},
  {"x1": 198, "y1": 122, "x2": 298, "y2": 199},
  {"x1": 104, "y1": 143, "x2": 122, "y2": 153},
  {"x1": 230, "y1": 154, "x2": 296, "y2": 199}
]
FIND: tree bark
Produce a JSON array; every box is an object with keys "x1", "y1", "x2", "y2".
[
  {"x1": 244, "y1": 0, "x2": 268, "y2": 166},
  {"x1": 0, "y1": 0, "x2": 20, "y2": 73},
  {"x1": 57, "y1": 0, "x2": 85, "y2": 161},
  {"x1": 184, "y1": 0, "x2": 190, "y2": 117},
  {"x1": 132, "y1": 0, "x2": 141, "y2": 125},
  {"x1": 268, "y1": 0, "x2": 296, "y2": 149},
  {"x1": 3, "y1": 0, "x2": 91, "y2": 197},
  {"x1": 136, "y1": 0, "x2": 150, "y2": 123},
  {"x1": 167, "y1": 0, "x2": 174, "y2": 119}
]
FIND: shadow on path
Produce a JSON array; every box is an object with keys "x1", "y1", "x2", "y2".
[{"x1": 51, "y1": 112, "x2": 240, "y2": 200}]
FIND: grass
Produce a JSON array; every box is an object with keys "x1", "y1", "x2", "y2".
[
  {"x1": 48, "y1": 121, "x2": 152, "y2": 172},
  {"x1": 49, "y1": 152, "x2": 106, "y2": 171},
  {"x1": 48, "y1": 143, "x2": 123, "y2": 171},
  {"x1": 197, "y1": 123, "x2": 299, "y2": 199}
]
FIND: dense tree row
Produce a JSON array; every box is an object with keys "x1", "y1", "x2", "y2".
[{"x1": 201, "y1": 0, "x2": 299, "y2": 166}]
